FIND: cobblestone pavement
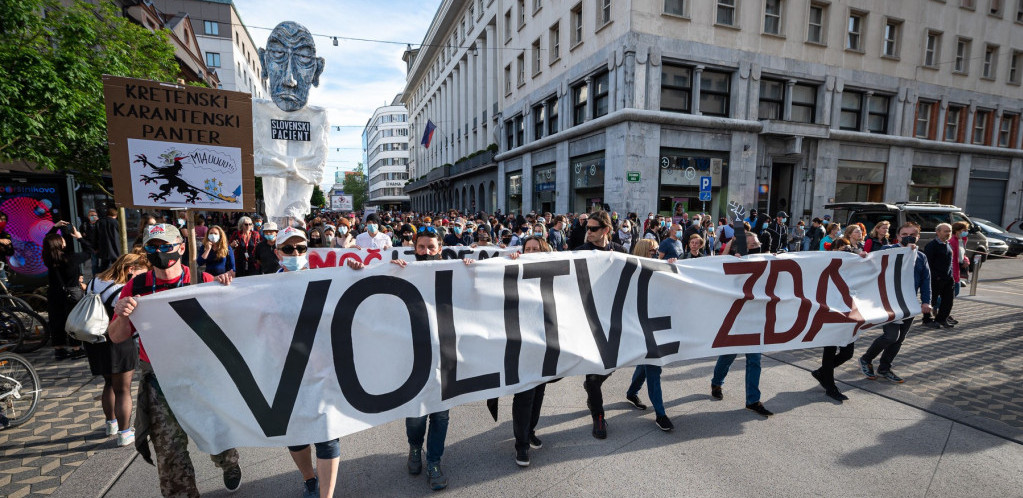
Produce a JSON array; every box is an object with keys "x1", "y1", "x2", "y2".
[
  {"x1": 0, "y1": 349, "x2": 137, "y2": 498},
  {"x1": 777, "y1": 257, "x2": 1023, "y2": 431}
]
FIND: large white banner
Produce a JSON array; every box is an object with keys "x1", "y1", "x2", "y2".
[
  {"x1": 130, "y1": 248, "x2": 919, "y2": 453},
  {"x1": 307, "y1": 246, "x2": 518, "y2": 268}
]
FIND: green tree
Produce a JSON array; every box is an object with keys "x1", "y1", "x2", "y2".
[
  {"x1": 341, "y1": 163, "x2": 368, "y2": 211},
  {"x1": 310, "y1": 184, "x2": 326, "y2": 209},
  {"x1": 0, "y1": 0, "x2": 180, "y2": 189}
]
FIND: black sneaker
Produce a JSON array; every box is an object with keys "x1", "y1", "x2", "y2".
[
  {"x1": 54, "y1": 349, "x2": 69, "y2": 361},
  {"x1": 947, "y1": 316, "x2": 959, "y2": 325},
  {"x1": 625, "y1": 394, "x2": 647, "y2": 410},
  {"x1": 746, "y1": 402, "x2": 774, "y2": 417},
  {"x1": 858, "y1": 358, "x2": 877, "y2": 380},
  {"x1": 68, "y1": 348, "x2": 87, "y2": 360},
  {"x1": 811, "y1": 369, "x2": 827, "y2": 390},
  {"x1": 528, "y1": 433, "x2": 543, "y2": 449},
  {"x1": 711, "y1": 384, "x2": 723, "y2": 400},
  {"x1": 924, "y1": 321, "x2": 943, "y2": 329},
  {"x1": 654, "y1": 415, "x2": 674, "y2": 431},
  {"x1": 426, "y1": 462, "x2": 448, "y2": 491},
  {"x1": 515, "y1": 448, "x2": 530, "y2": 467},
  {"x1": 937, "y1": 320, "x2": 955, "y2": 329},
  {"x1": 592, "y1": 415, "x2": 607, "y2": 439},
  {"x1": 407, "y1": 446, "x2": 422, "y2": 475},
  {"x1": 878, "y1": 370, "x2": 904, "y2": 383},
  {"x1": 223, "y1": 464, "x2": 241, "y2": 493},
  {"x1": 302, "y1": 477, "x2": 319, "y2": 498},
  {"x1": 825, "y1": 388, "x2": 849, "y2": 402}
]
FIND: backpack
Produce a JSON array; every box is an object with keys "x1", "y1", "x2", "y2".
[{"x1": 65, "y1": 279, "x2": 119, "y2": 343}]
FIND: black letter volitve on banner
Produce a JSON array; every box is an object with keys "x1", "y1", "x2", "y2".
[
  {"x1": 503, "y1": 265, "x2": 522, "y2": 385},
  {"x1": 574, "y1": 257, "x2": 638, "y2": 369},
  {"x1": 332, "y1": 276, "x2": 432, "y2": 413},
  {"x1": 169, "y1": 279, "x2": 332, "y2": 437},
  {"x1": 521, "y1": 260, "x2": 572, "y2": 376},
  {"x1": 437, "y1": 270, "x2": 501, "y2": 400},
  {"x1": 637, "y1": 259, "x2": 679, "y2": 358}
]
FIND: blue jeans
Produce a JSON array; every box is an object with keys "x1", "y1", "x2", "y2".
[
  {"x1": 406, "y1": 410, "x2": 449, "y2": 464},
  {"x1": 626, "y1": 365, "x2": 665, "y2": 416},
  {"x1": 711, "y1": 353, "x2": 762, "y2": 405}
]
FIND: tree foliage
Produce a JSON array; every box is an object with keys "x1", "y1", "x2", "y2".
[
  {"x1": 341, "y1": 163, "x2": 368, "y2": 211},
  {"x1": 310, "y1": 184, "x2": 326, "y2": 209},
  {"x1": 0, "y1": 0, "x2": 180, "y2": 188}
]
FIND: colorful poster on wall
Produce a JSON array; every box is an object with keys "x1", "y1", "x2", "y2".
[
  {"x1": 0, "y1": 182, "x2": 65, "y2": 287},
  {"x1": 102, "y1": 75, "x2": 255, "y2": 210}
]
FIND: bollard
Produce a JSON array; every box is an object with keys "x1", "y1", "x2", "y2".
[{"x1": 969, "y1": 254, "x2": 983, "y2": 296}]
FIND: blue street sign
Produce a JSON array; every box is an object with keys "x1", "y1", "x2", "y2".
[
  {"x1": 699, "y1": 191, "x2": 712, "y2": 202},
  {"x1": 700, "y1": 176, "x2": 712, "y2": 192}
]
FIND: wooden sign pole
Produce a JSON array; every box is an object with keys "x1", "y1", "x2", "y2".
[{"x1": 186, "y1": 208, "x2": 199, "y2": 284}]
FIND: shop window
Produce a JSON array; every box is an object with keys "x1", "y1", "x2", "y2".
[
  {"x1": 658, "y1": 149, "x2": 728, "y2": 219},
  {"x1": 533, "y1": 164, "x2": 557, "y2": 213},
  {"x1": 660, "y1": 64, "x2": 692, "y2": 113},
  {"x1": 834, "y1": 161, "x2": 885, "y2": 220},
  {"x1": 909, "y1": 166, "x2": 956, "y2": 203},
  {"x1": 507, "y1": 172, "x2": 523, "y2": 215},
  {"x1": 570, "y1": 153, "x2": 605, "y2": 213},
  {"x1": 700, "y1": 70, "x2": 730, "y2": 117}
]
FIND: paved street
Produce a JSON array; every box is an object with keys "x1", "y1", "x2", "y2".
[{"x1": 1, "y1": 257, "x2": 1021, "y2": 497}]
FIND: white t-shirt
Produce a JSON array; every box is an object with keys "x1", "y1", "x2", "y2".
[{"x1": 356, "y1": 232, "x2": 393, "y2": 250}]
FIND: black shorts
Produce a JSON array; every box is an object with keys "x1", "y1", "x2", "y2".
[{"x1": 84, "y1": 338, "x2": 139, "y2": 376}]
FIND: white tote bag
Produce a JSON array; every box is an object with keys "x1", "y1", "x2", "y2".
[{"x1": 65, "y1": 280, "x2": 118, "y2": 343}]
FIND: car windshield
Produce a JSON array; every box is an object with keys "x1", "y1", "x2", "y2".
[{"x1": 975, "y1": 221, "x2": 1005, "y2": 234}]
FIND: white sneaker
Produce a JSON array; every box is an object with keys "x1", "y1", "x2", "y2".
[
  {"x1": 105, "y1": 420, "x2": 119, "y2": 436},
  {"x1": 117, "y1": 428, "x2": 135, "y2": 447}
]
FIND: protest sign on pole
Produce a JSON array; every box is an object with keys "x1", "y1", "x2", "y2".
[
  {"x1": 129, "y1": 248, "x2": 919, "y2": 454},
  {"x1": 102, "y1": 75, "x2": 255, "y2": 211}
]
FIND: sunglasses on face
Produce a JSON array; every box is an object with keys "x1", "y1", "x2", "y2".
[
  {"x1": 418, "y1": 226, "x2": 438, "y2": 234},
  {"x1": 144, "y1": 242, "x2": 181, "y2": 253},
  {"x1": 586, "y1": 225, "x2": 605, "y2": 232},
  {"x1": 243, "y1": 223, "x2": 253, "y2": 226},
  {"x1": 279, "y1": 245, "x2": 308, "y2": 255}
]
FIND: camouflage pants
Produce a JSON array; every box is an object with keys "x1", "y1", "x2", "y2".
[{"x1": 141, "y1": 375, "x2": 239, "y2": 497}]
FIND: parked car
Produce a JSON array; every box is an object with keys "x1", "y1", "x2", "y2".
[
  {"x1": 1006, "y1": 219, "x2": 1023, "y2": 236},
  {"x1": 968, "y1": 217, "x2": 1023, "y2": 257},
  {"x1": 824, "y1": 202, "x2": 990, "y2": 260}
]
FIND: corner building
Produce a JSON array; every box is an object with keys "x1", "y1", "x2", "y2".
[
  {"x1": 403, "y1": 0, "x2": 1023, "y2": 224},
  {"x1": 364, "y1": 95, "x2": 412, "y2": 210}
]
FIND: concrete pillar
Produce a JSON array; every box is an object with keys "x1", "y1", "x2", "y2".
[
  {"x1": 884, "y1": 146, "x2": 914, "y2": 201},
  {"x1": 1006, "y1": 157, "x2": 1023, "y2": 224},
  {"x1": 814, "y1": 140, "x2": 840, "y2": 216},
  {"x1": 555, "y1": 141, "x2": 570, "y2": 213},
  {"x1": 603, "y1": 121, "x2": 660, "y2": 215},
  {"x1": 861, "y1": 91, "x2": 873, "y2": 133},
  {"x1": 830, "y1": 79, "x2": 844, "y2": 130},
  {"x1": 692, "y1": 65, "x2": 704, "y2": 115},
  {"x1": 936, "y1": 96, "x2": 949, "y2": 142},
  {"x1": 964, "y1": 101, "x2": 977, "y2": 144},
  {"x1": 584, "y1": 76, "x2": 594, "y2": 122},
  {"x1": 783, "y1": 79, "x2": 796, "y2": 121},
  {"x1": 954, "y1": 154, "x2": 972, "y2": 208},
  {"x1": 521, "y1": 154, "x2": 534, "y2": 213},
  {"x1": 485, "y1": 24, "x2": 496, "y2": 132}
]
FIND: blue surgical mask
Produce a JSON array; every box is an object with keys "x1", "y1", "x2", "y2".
[
  {"x1": 254, "y1": 222, "x2": 262, "y2": 230},
  {"x1": 339, "y1": 226, "x2": 348, "y2": 235},
  {"x1": 660, "y1": 221, "x2": 667, "y2": 227},
  {"x1": 453, "y1": 227, "x2": 462, "y2": 235},
  {"x1": 822, "y1": 220, "x2": 829, "y2": 225},
  {"x1": 782, "y1": 218, "x2": 788, "y2": 224},
  {"x1": 533, "y1": 231, "x2": 543, "y2": 237},
  {"x1": 264, "y1": 233, "x2": 276, "y2": 242},
  {"x1": 281, "y1": 254, "x2": 307, "y2": 271},
  {"x1": 676, "y1": 230, "x2": 684, "y2": 239},
  {"x1": 367, "y1": 223, "x2": 378, "y2": 233}
]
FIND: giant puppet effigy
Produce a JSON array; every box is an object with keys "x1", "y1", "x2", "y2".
[{"x1": 253, "y1": 21, "x2": 329, "y2": 226}]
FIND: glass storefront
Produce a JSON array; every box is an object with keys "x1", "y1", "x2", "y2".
[
  {"x1": 657, "y1": 148, "x2": 728, "y2": 223},
  {"x1": 909, "y1": 166, "x2": 955, "y2": 204},
  {"x1": 506, "y1": 172, "x2": 522, "y2": 215},
  {"x1": 570, "y1": 153, "x2": 605, "y2": 213},
  {"x1": 833, "y1": 160, "x2": 886, "y2": 221},
  {"x1": 533, "y1": 163, "x2": 556, "y2": 214}
]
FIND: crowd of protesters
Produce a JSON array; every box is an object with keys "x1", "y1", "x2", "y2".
[{"x1": 61, "y1": 202, "x2": 976, "y2": 497}]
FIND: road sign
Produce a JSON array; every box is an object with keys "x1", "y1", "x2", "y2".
[
  {"x1": 699, "y1": 191, "x2": 711, "y2": 202},
  {"x1": 626, "y1": 171, "x2": 641, "y2": 182},
  {"x1": 700, "y1": 176, "x2": 712, "y2": 192}
]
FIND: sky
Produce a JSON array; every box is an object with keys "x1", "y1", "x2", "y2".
[{"x1": 234, "y1": 0, "x2": 441, "y2": 191}]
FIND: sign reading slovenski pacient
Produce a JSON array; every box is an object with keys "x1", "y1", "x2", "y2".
[{"x1": 103, "y1": 75, "x2": 255, "y2": 210}]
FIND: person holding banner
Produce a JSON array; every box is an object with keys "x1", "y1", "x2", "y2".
[
  {"x1": 335, "y1": 218, "x2": 358, "y2": 248},
  {"x1": 108, "y1": 224, "x2": 243, "y2": 496},
  {"x1": 809, "y1": 241, "x2": 860, "y2": 402},
  {"x1": 197, "y1": 225, "x2": 235, "y2": 277},
  {"x1": 254, "y1": 222, "x2": 281, "y2": 274},
  {"x1": 858, "y1": 222, "x2": 931, "y2": 384},
  {"x1": 575, "y1": 211, "x2": 627, "y2": 439},
  {"x1": 443, "y1": 218, "x2": 472, "y2": 246}
]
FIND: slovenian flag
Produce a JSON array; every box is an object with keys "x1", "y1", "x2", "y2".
[{"x1": 421, "y1": 120, "x2": 436, "y2": 149}]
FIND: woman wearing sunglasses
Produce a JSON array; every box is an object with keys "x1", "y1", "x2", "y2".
[{"x1": 229, "y1": 216, "x2": 262, "y2": 277}]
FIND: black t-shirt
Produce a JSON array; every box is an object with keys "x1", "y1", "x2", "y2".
[{"x1": 574, "y1": 241, "x2": 627, "y2": 253}]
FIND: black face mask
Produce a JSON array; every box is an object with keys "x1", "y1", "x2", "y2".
[
  {"x1": 415, "y1": 253, "x2": 442, "y2": 262},
  {"x1": 402, "y1": 234, "x2": 413, "y2": 240},
  {"x1": 310, "y1": 238, "x2": 322, "y2": 245},
  {"x1": 147, "y1": 251, "x2": 179, "y2": 270},
  {"x1": 900, "y1": 236, "x2": 917, "y2": 246}
]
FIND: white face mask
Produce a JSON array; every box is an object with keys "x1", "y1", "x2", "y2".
[{"x1": 208, "y1": 233, "x2": 221, "y2": 243}]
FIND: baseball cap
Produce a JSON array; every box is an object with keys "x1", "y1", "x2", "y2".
[
  {"x1": 262, "y1": 221, "x2": 279, "y2": 232},
  {"x1": 776, "y1": 211, "x2": 788, "y2": 218},
  {"x1": 143, "y1": 224, "x2": 181, "y2": 245},
  {"x1": 276, "y1": 226, "x2": 308, "y2": 247}
]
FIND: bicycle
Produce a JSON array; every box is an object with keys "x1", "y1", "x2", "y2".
[
  {"x1": 0, "y1": 263, "x2": 51, "y2": 353},
  {"x1": 0, "y1": 351, "x2": 41, "y2": 428}
]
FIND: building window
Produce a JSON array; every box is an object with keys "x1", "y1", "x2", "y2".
[
  {"x1": 593, "y1": 72, "x2": 610, "y2": 118},
  {"x1": 990, "y1": 0, "x2": 1004, "y2": 16},
  {"x1": 840, "y1": 92, "x2": 863, "y2": 131},
  {"x1": 547, "y1": 97, "x2": 559, "y2": 135},
  {"x1": 945, "y1": 105, "x2": 965, "y2": 141},
  {"x1": 924, "y1": 30, "x2": 942, "y2": 67},
  {"x1": 534, "y1": 103, "x2": 545, "y2": 140},
  {"x1": 954, "y1": 37, "x2": 971, "y2": 73},
  {"x1": 518, "y1": 0, "x2": 526, "y2": 28},
  {"x1": 205, "y1": 52, "x2": 220, "y2": 67},
  {"x1": 882, "y1": 19, "x2": 902, "y2": 58},
  {"x1": 572, "y1": 82, "x2": 588, "y2": 125},
  {"x1": 915, "y1": 101, "x2": 936, "y2": 139},
  {"x1": 599, "y1": 0, "x2": 612, "y2": 27},
  {"x1": 998, "y1": 113, "x2": 1018, "y2": 147},
  {"x1": 835, "y1": 160, "x2": 886, "y2": 205},
  {"x1": 1017, "y1": 0, "x2": 1023, "y2": 21},
  {"x1": 532, "y1": 38, "x2": 542, "y2": 75},
  {"x1": 717, "y1": 0, "x2": 736, "y2": 26},
  {"x1": 505, "y1": 118, "x2": 516, "y2": 149},
  {"x1": 517, "y1": 53, "x2": 525, "y2": 86},
  {"x1": 1010, "y1": 50, "x2": 1023, "y2": 84},
  {"x1": 764, "y1": 0, "x2": 782, "y2": 35},
  {"x1": 571, "y1": 3, "x2": 584, "y2": 45},
  {"x1": 807, "y1": 2, "x2": 826, "y2": 44},
  {"x1": 909, "y1": 166, "x2": 956, "y2": 204},
  {"x1": 791, "y1": 82, "x2": 816, "y2": 123},
  {"x1": 866, "y1": 95, "x2": 890, "y2": 133},
  {"x1": 700, "y1": 70, "x2": 730, "y2": 117},
  {"x1": 515, "y1": 115, "x2": 524, "y2": 146},
  {"x1": 665, "y1": 0, "x2": 686, "y2": 17},
  {"x1": 549, "y1": 23, "x2": 561, "y2": 61},
  {"x1": 505, "y1": 64, "x2": 512, "y2": 95},
  {"x1": 983, "y1": 44, "x2": 999, "y2": 79},
  {"x1": 961, "y1": 0, "x2": 976, "y2": 8},
  {"x1": 758, "y1": 79, "x2": 784, "y2": 119},
  {"x1": 534, "y1": 0, "x2": 542, "y2": 13},
  {"x1": 846, "y1": 11, "x2": 865, "y2": 51},
  {"x1": 661, "y1": 64, "x2": 692, "y2": 113},
  {"x1": 505, "y1": 10, "x2": 513, "y2": 42},
  {"x1": 203, "y1": 21, "x2": 219, "y2": 35},
  {"x1": 973, "y1": 110, "x2": 992, "y2": 144}
]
